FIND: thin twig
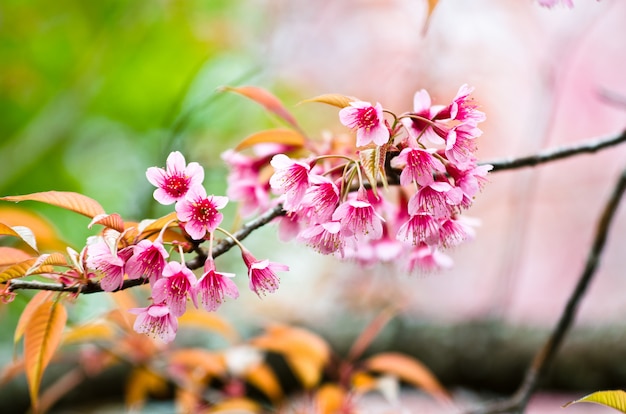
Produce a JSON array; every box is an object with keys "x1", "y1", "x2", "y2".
[
  {"x1": 483, "y1": 129, "x2": 626, "y2": 172},
  {"x1": 466, "y1": 164, "x2": 626, "y2": 414},
  {"x1": 7, "y1": 204, "x2": 286, "y2": 294}
]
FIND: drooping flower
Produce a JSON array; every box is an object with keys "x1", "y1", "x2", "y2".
[
  {"x1": 439, "y1": 216, "x2": 476, "y2": 248},
  {"x1": 147, "y1": 151, "x2": 205, "y2": 205},
  {"x1": 269, "y1": 154, "x2": 312, "y2": 211},
  {"x1": 332, "y1": 191, "x2": 385, "y2": 240},
  {"x1": 241, "y1": 249, "x2": 289, "y2": 296},
  {"x1": 175, "y1": 186, "x2": 228, "y2": 240},
  {"x1": 390, "y1": 146, "x2": 446, "y2": 186},
  {"x1": 130, "y1": 302, "x2": 178, "y2": 343},
  {"x1": 339, "y1": 101, "x2": 389, "y2": 147},
  {"x1": 195, "y1": 258, "x2": 239, "y2": 312},
  {"x1": 152, "y1": 261, "x2": 197, "y2": 317},
  {"x1": 405, "y1": 243, "x2": 453, "y2": 273},
  {"x1": 86, "y1": 236, "x2": 133, "y2": 292},
  {"x1": 408, "y1": 181, "x2": 463, "y2": 217},
  {"x1": 297, "y1": 220, "x2": 344, "y2": 256},
  {"x1": 396, "y1": 212, "x2": 440, "y2": 246},
  {"x1": 299, "y1": 175, "x2": 340, "y2": 223},
  {"x1": 445, "y1": 123, "x2": 481, "y2": 169},
  {"x1": 125, "y1": 238, "x2": 169, "y2": 286}
]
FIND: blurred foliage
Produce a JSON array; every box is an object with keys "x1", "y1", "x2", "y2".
[{"x1": 0, "y1": 0, "x2": 297, "y2": 248}]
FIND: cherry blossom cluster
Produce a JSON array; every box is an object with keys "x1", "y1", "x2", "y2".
[
  {"x1": 224, "y1": 85, "x2": 490, "y2": 272},
  {"x1": 84, "y1": 151, "x2": 288, "y2": 342}
]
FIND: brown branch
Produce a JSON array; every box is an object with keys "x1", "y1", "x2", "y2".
[
  {"x1": 484, "y1": 129, "x2": 626, "y2": 172},
  {"x1": 7, "y1": 204, "x2": 286, "y2": 294},
  {"x1": 466, "y1": 163, "x2": 626, "y2": 414}
]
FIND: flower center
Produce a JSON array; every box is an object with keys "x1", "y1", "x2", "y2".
[
  {"x1": 164, "y1": 174, "x2": 189, "y2": 198},
  {"x1": 193, "y1": 199, "x2": 216, "y2": 223},
  {"x1": 357, "y1": 106, "x2": 378, "y2": 130}
]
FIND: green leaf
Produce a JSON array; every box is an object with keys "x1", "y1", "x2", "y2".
[
  {"x1": 1, "y1": 191, "x2": 106, "y2": 219},
  {"x1": 564, "y1": 390, "x2": 626, "y2": 412}
]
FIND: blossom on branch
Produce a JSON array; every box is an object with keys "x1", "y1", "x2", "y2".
[
  {"x1": 175, "y1": 186, "x2": 228, "y2": 240},
  {"x1": 196, "y1": 258, "x2": 239, "y2": 311},
  {"x1": 147, "y1": 151, "x2": 204, "y2": 205},
  {"x1": 130, "y1": 302, "x2": 178, "y2": 343},
  {"x1": 152, "y1": 261, "x2": 197, "y2": 317},
  {"x1": 339, "y1": 101, "x2": 389, "y2": 147},
  {"x1": 241, "y1": 249, "x2": 289, "y2": 297}
]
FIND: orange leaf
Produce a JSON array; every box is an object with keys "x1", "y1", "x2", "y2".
[
  {"x1": 62, "y1": 321, "x2": 116, "y2": 345},
  {"x1": 24, "y1": 300, "x2": 67, "y2": 411},
  {"x1": 220, "y1": 85, "x2": 300, "y2": 130},
  {"x1": 1, "y1": 191, "x2": 106, "y2": 219},
  {"x1": 0, "y1": 222, "x2": 38, "y2": 252},
  {"x1": 125, "y1": 367, "x2": 168, "y2": 411},
  {"x1": 25, "y1": 253, "x2": 67, "y2": 276},
  {"x1": 250, "y1": 324, "x2": 330, "y2": 389},
  {"x1": 298, "y1": 93, "x2": 356, "y2": 109},
  {"x1": 315, "y1": 384, "x2": 347, "y2": 414},
  {"x1": 88, "y1": 213, "x2": 125, "y2": 233},
  {"x1": 245, "y1": 362, "x2": 283, "y2": 402},
  {"x1": 15, "y1": 291, "x2": 52, "y2": 345},
  {"x1": 363, "y1": 352, "x2": 450, "y2": 403},
  {"x1": 0, "y1": 206, "x2": 66, "y2": 251},
  {"x1": 234, "y1": 129, "x2": 306, "y2": 152},
  {"x1": 168, "y1": 349, "x2": 226, "y2": 379},
  {"x1": 0, "y1": 247, "x2": 34, "y2": 267},
  {"x1": 178, "y1": 309, "x2": 239, "y2": 343},
  {"x1": 209, "y1": 397, "x2": 262, "y2": 413}
]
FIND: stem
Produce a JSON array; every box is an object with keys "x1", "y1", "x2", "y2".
[{"x1": 466, "y1": 163, "x2": 626, "y2": 414}]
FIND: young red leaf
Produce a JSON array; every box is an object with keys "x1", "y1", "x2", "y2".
[
  {"x1": 363, "y1": 352, "x2": 451, "y2": 404},
  {"x1": 234, "y1": 129, "x2": 306, "y2": 152},
  {"x1": 220, "y1": 85, "x2": 300, "y2": 130},
  {"x1": 24, "y1": 300, "x2": 67, "y2": 412},
  {"x1": 564, "y1": 390, "x2": 626, "y2": 412},
  {"x1": 1, "y1": 191, "x2": 106, "y2": 219},
  {"x1": 298, "y1": 93, "x2": 356, "y2": 109}
]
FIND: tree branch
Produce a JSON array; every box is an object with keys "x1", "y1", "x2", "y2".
[
  {"x1": 466, "y1": 163, "x2": 626, "y2": 414},
  {"x1": 483, "y1": 129, "x2": 626, "y2": 172},
  {"x1": 7, "y1": 204, "x2": 286, "y2": 294}
]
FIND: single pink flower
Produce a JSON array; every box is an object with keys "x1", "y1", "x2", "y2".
[
  {"x1": 195, "y1": 258, "x2": 239, "y2": 311},
  {"x1": 86, "y1": 237, "x2": 133, "y2": 292},
  {"x1": 298, "y1": 221, "x2": 344, "y2": 256},
  {"x1": 405, "y1": 244, "x2": 453, "y2": 273},
  {"x1": 448, "y1": 163, "x2": 492, "y2": 208},
  {"x1": 125, "y1": 238, "x2": 169, "y2": 286},
  {"x1": 401, "y1": 90, "x2": 449, "y2": 145},
  {"x1": 408, "y1": 181, "x2": 463, "y2": 217},
  {"x1": 175, "y1": 186, "x2": 228, "y2": 240},
  {"x1": 299, "y1": 175, "x2": 340, "y2": 223},
  {"x1": 130, "y1": 302, "x2": 178, "y2": 343},
  {"x1": 332, "y1": 192, "x2": 385, "y2": 240},
  {"x1": 439, "y1": 216, "x2": 475, "y2": 248},
  {"x1": 339, "y1": 101, "x2": 389, "y2": 147},
  {"x1": 241, "y1": 249, "x2": 289, "y2": 296},
  {"x1": 396, "y1": 212, "x2": 440, "y2": 246},
  {"x1": 390, "y1": 147, "x2": 445, "y2": 187},
  {"x1": 445, "y1": 124, "x2": 481, "y2": 169},
  {"x1": 152, "y1": 261, "x2": 197, "y2": 317},
  {"x1": 269, "y1": 154, "x2": 311, "y2": 212},
  {"x1": 147, "y1": 151, "x2": 205, "y2": 205}
]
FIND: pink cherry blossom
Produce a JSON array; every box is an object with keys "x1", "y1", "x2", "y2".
[
  {"x1": 152, "y1": 261, "x2": 197, "y2": 317},
  {"x1": 405, "y1": 244, "x2": 453, "y2": 273},
  {"x1": 401, "y1": 90, "x2": 449, "y2": 145},
  {"x1": 339, "y1": 101, "x2": 389, "y2": 147},
  {"x1": 297, "y1": 221, "x2": 344, "y2": 255},
  {"x1": 396, "y1": 212, "x2": 440, "y2": 246},
  {"x1": 130, "y1": 303, "x2": 178, "y2": 343},
  {"x1": 241, "y1": 249, "x2": 289, "y2": 296},
  {"x1": 299, "y1": 175, "x2": 340, "y2": 223},
  {"x1": 269, "y1": 154, "x2": 312, "y2": 212},
  {"x1": 86, "y1": 237, "x2": 133, "y2": 292},
  {"x1": 125, "y1": 238, "x2": 169, "y2": 286},
  {"x1": 147, "y1": 151, "x2": 204, "y2": 205},
  {"x1": 333, "y1": 192, "x2": 385, "y2": 240},
  {"x1": 445, "y1": 124, "x2": 481, "y2": 168},
  {"x1": 439, "y1": 216, "x2": 475, "y2": 248},
  {"x1": 195, "y1": 258, "x2": 239, "y2": 311},
  {"x1": 390, "y1": 147, "x2": 445, "y2": 186},
  {"x1": 408, "y1": 181, "x2": 463, "y2": 217},
  {"x1": 175, "y1": 186, "x2": 228, "y2": 240}
]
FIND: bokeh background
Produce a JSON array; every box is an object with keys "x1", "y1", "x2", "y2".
[{"x1": 1, "y1": 0, "x2": 626, "y2": 412}]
